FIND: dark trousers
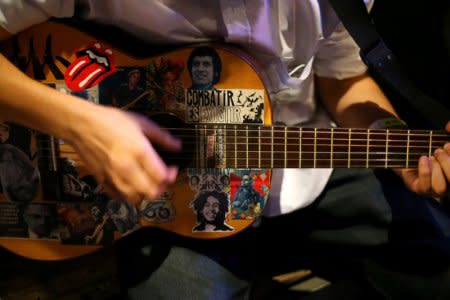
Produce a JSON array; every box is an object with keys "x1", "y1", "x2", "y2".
[{"x1": 117, "y1": 169, "x2": 450, "y2": 299}]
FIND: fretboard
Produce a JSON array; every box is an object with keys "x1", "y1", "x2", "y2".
[{"x1": 182, "y1": 125, "x2": 449, "y2": 169}]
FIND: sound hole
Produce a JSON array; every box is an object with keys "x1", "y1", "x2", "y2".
[{"x1": 150, "y1": 113, "x2": 195, "y2": 170}]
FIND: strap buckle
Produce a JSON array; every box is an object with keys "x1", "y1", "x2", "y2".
[{"x1": 360, "y1": 39, "x2": 395, "y2": 70}]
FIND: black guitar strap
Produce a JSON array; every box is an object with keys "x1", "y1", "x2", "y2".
[{"x1": 328, "y1": 0, "x2": 450, "y2": 129}]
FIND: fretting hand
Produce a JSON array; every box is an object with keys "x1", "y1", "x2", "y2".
[{"x1": 396, "y1": 121, "x2": 450, "y2": 199}]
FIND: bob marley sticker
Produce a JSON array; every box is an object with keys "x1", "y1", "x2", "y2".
[
  {"x1": 188, "y1": 169, "x2": 233, "y2": 232},
  {"x1": 190, "y1": 190, "x2": 233, "y2": 232}
]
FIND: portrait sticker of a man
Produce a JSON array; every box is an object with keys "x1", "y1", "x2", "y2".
[
  {"x1": 232, "y1": 175, "x2": 263, "y2": 211},
  {"x1": 0, "y1": 120, "x2": 40, "y2": 203},
  {"x1": 112, "y1": 68, "x2": 145, "y2": 108},
  {"x1": 107, "y1": 199, "x2": 140, "y2": 236},
  {"x1": 187, "y1": 46, "x2": 222, "y2": 90},
  {"x1": 191, "y1": 190, "x2": 233, "y2": 232},
  {"x1": 22, "y1": 203, "x2": 59, "y2": 239}
]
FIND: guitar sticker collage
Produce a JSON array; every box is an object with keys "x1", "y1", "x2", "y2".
[{"x1": 0, "y1": 22, "x2": 272, "y2": 260}]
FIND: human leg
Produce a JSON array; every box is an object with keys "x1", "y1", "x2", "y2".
[{"x1": 116, "y1": 228, "x2": 253, "y2": 300}]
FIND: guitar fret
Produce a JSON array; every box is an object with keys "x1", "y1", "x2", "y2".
[
  {"x1": 299, "y1": 127, "x2": 302, "y2": 168},
  {"x1": 258, "y1": 126, "x2": 261, "y2": 168},
  {"x1": 429, "y1": 130, "x2": 433, "y2": 158},
  {"x1": 246, "y1": 125, "x2": 249, "y2": 168},
  {"x1": 234, "y1": 125, "x2": 237, "y2": 168},
  {"x1": 313, "y1": 128, "x2": 317, "y2": 168},
  {"x1": 406, "y1": 129, "x2": 410, "y2": 168},
  {"x1": 385, "y1": 129, "x2": 389, "y2": 168},
  {"x1": 284, "y1": 127, "x2": 287, "y2": 168},
  {"x1": 330, "y1": 128, "x2": 334, "y2": 168},
  {"x1": 366, "y1": 129, "x2": 370, "y2": 168},
  {"x1": 348, "y1": 128, "x2": 352, "y2": 168},
  {"x1": 224, "y1": 126, "x2": 227, "y2": 166},
  {"x1": 271, "y1": 126, "x2": 274, "y2": 168}
]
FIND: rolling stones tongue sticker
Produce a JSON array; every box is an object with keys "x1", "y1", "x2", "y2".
[{"x1": 64, "y1": 42, "x2": 116, "y2": 92}]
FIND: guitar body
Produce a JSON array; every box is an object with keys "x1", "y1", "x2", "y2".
[{"x1": 0, "y1": 21, "x2": 273, "y2": 260}]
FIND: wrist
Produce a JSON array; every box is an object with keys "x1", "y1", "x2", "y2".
[{"x1": 63, "y1": 98, "x2": 101, "y2": 145}]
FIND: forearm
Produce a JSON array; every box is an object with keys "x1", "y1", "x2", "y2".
[
  {"x1": 0, "y1": 52, "x2": 97, "y2": 143},
  {"x1": 317, "y1": 73, "x2": 399, "y2": 128}
]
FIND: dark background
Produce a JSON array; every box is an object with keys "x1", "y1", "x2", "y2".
[{"x1": 371, "y1": 1, "x2": 450, "y2": 128}]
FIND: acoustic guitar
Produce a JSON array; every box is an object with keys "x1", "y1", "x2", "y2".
[{"x1": 0, "y1": 21, "x2": 447, "y2": 261}]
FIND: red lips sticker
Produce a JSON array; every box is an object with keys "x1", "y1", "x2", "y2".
[{"x1": 64, "y1": 42, "x2": 116, "y2": 92}]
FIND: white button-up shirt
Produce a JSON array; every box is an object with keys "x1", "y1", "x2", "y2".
[{"x1": 0, "y1": 0, "x2": 371, "y2": 216}]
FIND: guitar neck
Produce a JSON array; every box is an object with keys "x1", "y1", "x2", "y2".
[{"x1": 187, "y1": 125, "x2": 449, "y2": 169}]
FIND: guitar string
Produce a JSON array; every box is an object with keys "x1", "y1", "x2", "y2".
[
  {"x1": 33, "y1": 157, "x2": 426, "y2": 164},
  {"x1": 35, "y1": 150, "x2": 436, "y2": 159},
  {"x1": 117, "y1": 127, "x2": 449, "y2": 137},
  {"x1": 34, "y1": 149, "x2": 429, "y2": 165},
  {"x1": 36, "y1": 129, "x2": 450, "y2": 138},
  {"x1": 36, "y1": 141, "x2": 448, "y2": 147},
  {"x1": 34, "y1": 143, "x2": 439, "y2": 154},
  {"x1": 36, "y1": 136, "x2": 448, "y2": 144}
]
